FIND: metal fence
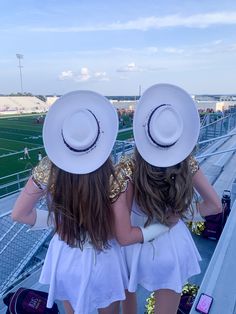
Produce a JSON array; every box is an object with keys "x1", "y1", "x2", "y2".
[
  {"x1": 198, "y1": 112, "x2": 236, "y2": 145},
  {"x1": 0, "y1": 169, "x2": 32, "y2": 198},
  {"x1": 2, "y1": 112, "x2": 236, "y2": 198}
]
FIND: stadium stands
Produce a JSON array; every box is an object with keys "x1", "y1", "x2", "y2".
[
  {"x1": 0, "y1": 97, "x2": 49, "y2": 114},
  {"x1": 0, "y1": 197, "x2": 52, "y2": 297}
]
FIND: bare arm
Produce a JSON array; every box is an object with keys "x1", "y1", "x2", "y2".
[
  {"x1": 112, "y1": 182, "x2": 143, "y2": 246},
  {"x1": 193, "y1": 168, "x2": 222, "y2": 217},
  {"x1": 11, "y1": 177, "x2": 45, "y2": 225}
]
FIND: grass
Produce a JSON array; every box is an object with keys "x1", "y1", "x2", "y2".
[
  {"x1": 0, "y1": 114, "x2": 133, "y2": 180},
  {"x1": 0, "y1": 114, "x2": 45, "y2": 178}
]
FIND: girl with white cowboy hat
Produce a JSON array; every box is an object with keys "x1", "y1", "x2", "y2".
[
  {"x1": 11, "y1": 90, "x2": 169, "y2": 314},
  {"x1": 112, "y1": 83, "x2": 222, "y2": 314}
]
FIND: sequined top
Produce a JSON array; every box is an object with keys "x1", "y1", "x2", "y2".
[
  {"x1": 109, "y1": 155, "x2": 135, "y2": 202},
  {"x1": 109, "y1": 154, "x2": 199, "y2": 203},
  {"x1": 32, "y1": 154, "x2": 199, "y2": 201},
  {"x1": 188, "y1": 155, "x2": 199, "y2": 176},
  {"x1": 32, "y1": 156, "x2": 52, "y2": 189}
]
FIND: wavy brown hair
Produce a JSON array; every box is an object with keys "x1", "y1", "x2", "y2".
[
  {"x1": 134, "y1": 149, "x2": 194, "y2": 226},
  {"x1": 47, "y1": 158, "x2": 114, "y2": 250}
]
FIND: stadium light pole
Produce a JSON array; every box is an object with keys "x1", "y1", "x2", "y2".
[
  {"x1": 16, "y1": 54, "x2": 24, "y2": 94},
  {"x1": 139, "y1": 84, "x2": 142, "y2": 97}
]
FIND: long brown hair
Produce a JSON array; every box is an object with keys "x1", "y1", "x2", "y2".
[
  {"x1": 47, "y1": 158, "x2": 114, "y2": 250},
  {"x1": 134, "y1": 149, "x2": 194, "y2": 226}
]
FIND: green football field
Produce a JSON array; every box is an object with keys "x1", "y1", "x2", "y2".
[
  {"x1": 0, "y1": 114, "x2": 133, "y2": 179},
  {"x1": 0, "y1": 114, "x2": 45, "y2": 178}
]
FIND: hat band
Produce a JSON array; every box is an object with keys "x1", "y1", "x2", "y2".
[
  {"x1": 61, "y1": 110, "x2": 100, "y2": 153},
  {"x1": 147, "y1": 104, "x2": 177, "y2": 149}
]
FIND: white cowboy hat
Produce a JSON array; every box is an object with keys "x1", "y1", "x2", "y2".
[
  {"x1": 133, "y1": 83, "x2": 200, "y2": 167},
  {"x1": 43, "y1": 90, "x2": 118, "y2": 174}
]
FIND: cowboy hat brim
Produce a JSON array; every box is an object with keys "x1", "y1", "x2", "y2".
[
  {"x1": 134, "y1": 83, "x2": 200, "y2": 167},
  {"x1": 43, "y1": 90, "x2": 118, "y2": 174}
]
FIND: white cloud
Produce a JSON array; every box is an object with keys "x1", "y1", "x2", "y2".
[
  {"x1": 78, "y1": 67, "x2": 90, "y2": 81},
  {"x1": 94, "y1": 72, "x2": 109, "y2": 81},
  {"x1": 59, "y1": 70, "x2": 74, "y2": 80},
  {"x1": 59, "y1": 67, "x2": 109, "y2": 82},
  {"x1": 109, "y1": 12, "x2": 236, "y2": 30},
  {"x1": 29, "y1": 12, "x2": 236, "y2": 33},
  {"x1": 117, "y1": 62, "x2": 142, "y2": 72},
  {"x1": 117, "y1": 62, "x2": 165, "y2": 73}
]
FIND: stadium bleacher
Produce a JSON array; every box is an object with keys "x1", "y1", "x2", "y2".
[
  {"x1": 0, "y1": 197, "x2": 52, "y2": 298},
  {"x1": 0, "y1": 96, "x2": 49, "y2": 114}
]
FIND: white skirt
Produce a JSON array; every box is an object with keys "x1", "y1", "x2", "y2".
[
  {"x1": 123, "y1": 219, "x2": 201, "y2": 293},
  {"x1": 39, "y1": 234, "x2": 128, "y2": 314}
]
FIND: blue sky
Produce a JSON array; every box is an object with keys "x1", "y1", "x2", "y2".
[{"x1": 1, "y1": 0, "x2": 236, "y2": 95}]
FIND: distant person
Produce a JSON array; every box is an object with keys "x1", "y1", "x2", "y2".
[
  {"x1": 38, "y1": 151, "x2": 42, "y2": 161},
  {"x1": 23, "y1": 147, "x2": 30, "y2": 159}
]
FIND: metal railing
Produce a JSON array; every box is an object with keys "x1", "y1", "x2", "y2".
[
  {"x1": 1, "y1": 113, "x2": 236, "y2": 198},
  {"x1": 198, "y1": 112, "x2": 236, "y2": 145},
  {"x1": 0, "y1": 169, "x2": 32, "y2": 198}
]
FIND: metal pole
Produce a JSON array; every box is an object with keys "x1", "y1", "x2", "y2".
[
  {"x1": 139, "y1": 84, "x2": 141, "y2": 97},
  {"x1": 16, "y1": 54, "x2": 24, "y2": 94}
]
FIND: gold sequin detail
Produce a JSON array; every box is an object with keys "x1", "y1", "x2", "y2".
[
  {"x1": 189, "y1": 155, "x2": 199, "y2": 175},
  {"x1": 145, "y1": 283, "x2": 199, "y2": 313},
  {"x1": 32, "y1": 156, "x2": 52, "y2": 188},
  {"x1": 186, "y1": 221, "x2": 205, "y2": 235},
  {"x1": 181, "y1": 283, "x2": 199, "y2": 297},
  {"x1": 109, "y1": 155, "x2": 135, "y2": 203}
]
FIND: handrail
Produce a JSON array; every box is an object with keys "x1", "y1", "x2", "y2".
[
  {"x1": 198, "y1": 133, "x2": 236, "y2": 145},
  {"x1": 1, "y1": 113, "x2": 236, "y2": 198},
  {"x1": 196, "y1": 147, "x2": 236, "y2": 159},
  {"x1": 1, "y1": 144, "x2": 236, "y2": 199},
  {"x1": 200, "y1": 112, "x2": 236, "y2": 129},
  {"x1": 0, "y1": 169, "x2": 31, "y2": 180},
  {"x1": 0, "y1": 127, "x2": 133, "y2": 159}
]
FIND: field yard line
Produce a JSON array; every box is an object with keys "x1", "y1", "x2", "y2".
[
  {"x1": 1, "y1": 122, "x2": 42, "y2": 128},
  {"x1": 0, "y1": 148, "x2": 17, "y2": 152},
  {"x1": 0, "y1": 123, "x2": 42, "y2": 128},
  {"x1": 0, "y1": 137, "x2": 42, "y2": 147},
  {"x1": 0, "y1": 113, "x2": 44, "y2": 119},
  {"x1": 0, "y1": 130, "x2": 42, "y2": 137}
]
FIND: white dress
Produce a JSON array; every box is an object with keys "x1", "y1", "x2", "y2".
[
  {"x1": 123, "y1": 201, "x2": 201, "y2": 293},
  {"x1": 32, "y1": 156, "x2": 128, "y2": 313},
  {"x1": 40, "y1": 234, "x2": 128, "y2": 314}
]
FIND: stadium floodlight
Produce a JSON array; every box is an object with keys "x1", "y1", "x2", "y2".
[
  {"x1": 139, "y1": 84, "x2": 142, "y2": 97},
  {"x1": 16, "y1": 54, "x2": 24, "y2": 94}
]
